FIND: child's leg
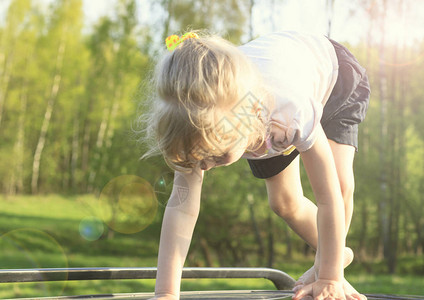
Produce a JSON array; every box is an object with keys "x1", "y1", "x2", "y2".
[
  {"x1": 264, "y1": 147, "x2": 355, "y2": 246},
  {"x1": 264, "y1": 155, "x2": 319, "y2": 249},
  {"x1": 326, "y1": 141, "x2": 365, "y2": 300},
  {"x1": 265, "y1": 152, "x2": 353, "y2": 264},
  {"x1": 265, "y1": 142, "x2": 365, "y2": 299},
  {"x1": 264, "y1": 154, "x2": 353, "y2": 264},
  {"x1": 328, "y1": 139, "x2": 356, "y2": 235}
]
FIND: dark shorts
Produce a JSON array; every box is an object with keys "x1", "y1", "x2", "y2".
[{"x1": 247, "y1": 38, "x2": 371, "y2": 179}]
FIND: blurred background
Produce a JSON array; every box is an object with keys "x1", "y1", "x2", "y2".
[{"x1": 0, "y1": 0, "x2": 423, "y2": 298}]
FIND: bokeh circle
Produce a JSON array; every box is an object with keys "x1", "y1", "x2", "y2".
[
  {"x1": 79, "y1": 216, "x2": 104, "y2": 241},
  {"x1": 153, "y1": 172, "x2": 190, "y2": 208},
  {"x1": 154, "y1": 172, "x2": 175, "y2": 207},
  {"x1": 0, "y1": 228, "x2": 68, "y2": 297},
  {"x1": 98, "y1": 175, "x2": 158, "y2": 234}
]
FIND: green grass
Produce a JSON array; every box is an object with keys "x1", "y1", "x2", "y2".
[
  {"x1": 1, "y1": 195, "x2": 423, "y2": 298},
  {"x1": 346, "y1": 274, "x2": 424, "y2": 296}
]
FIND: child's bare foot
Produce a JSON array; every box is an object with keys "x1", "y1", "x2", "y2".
[
  {"x1": 293, "y1": 247, "x2": 354, "y2": 290},
  {"x1": 292, "y1": 265, "x2": 317, "y2": 292}
]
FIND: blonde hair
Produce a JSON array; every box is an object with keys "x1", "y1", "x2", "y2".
[{"x1": 137, "y1": 30, "x2": 272, "y2": 173}]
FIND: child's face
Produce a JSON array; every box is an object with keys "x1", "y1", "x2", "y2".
[{"x1": 198, "y1": 139, "x2": 248, "y2": 171}]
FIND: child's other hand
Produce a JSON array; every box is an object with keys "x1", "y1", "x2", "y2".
[{"x1": 293, "y1": 279, "x2": 345, "y2": 300}]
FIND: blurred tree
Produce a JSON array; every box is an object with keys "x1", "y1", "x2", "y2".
[
  {"x1": 1, "y1": 0, "x2": 424, "y2": 271},
  {"x1": 157, "y1": 0, "x2": 246, "y2": 43},
  {"x1": 86, "y1": 0, "x2": 149, "y2": 194},
  {"x1": 30, "y1": 0, "x2": 84, "y2": 193},
  {"x1": 404, "y1": 126, "x2": 424, "y2": 255},
  {"x1": 0, "y1": 0, "x2": 32, "y2": 128},
  {"x1": 0, "y1": 0, "x2": 38, "y2": 193},
  {"x1": 326, "y1": 0, "x2": 335, "y2": 37}
]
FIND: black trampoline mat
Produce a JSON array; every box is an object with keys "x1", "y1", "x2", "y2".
[{"x1": 11, "y1": 290, "x2": 424, "y2": 300}]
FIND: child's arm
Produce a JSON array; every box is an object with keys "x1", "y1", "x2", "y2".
[
  {"x1": 153, "y1": 166, "x2": 204, "y2": 300},
  {"x1": 296, "y1": 125, "x2": 346, "y2": 299}
]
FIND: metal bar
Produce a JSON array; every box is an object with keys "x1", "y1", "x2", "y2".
[
  {"x1": 0, "y1": 267, "x2": 295, "y2": 290},
  {"x1": 181, "y1": 268, "x2": 295, "y2": 290}
]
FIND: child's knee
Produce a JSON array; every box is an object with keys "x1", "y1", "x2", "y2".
[{"x1": 268, "y1": 190, "x2": 302, "y2": 219}]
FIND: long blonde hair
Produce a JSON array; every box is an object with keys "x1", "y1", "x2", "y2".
[{"x1": 137, "y1": 31, "x2": 272, "y2": 173}]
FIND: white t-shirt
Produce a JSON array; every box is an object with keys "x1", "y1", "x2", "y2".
[{"x1": 239, "y1": 31, "x2": 339, "y2": 160}]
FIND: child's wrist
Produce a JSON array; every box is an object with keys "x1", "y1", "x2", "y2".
[
  {"x1": 317, "y1": 261, "x2": 344, "y2": 282},
  {"x1": 317, "y1": 270, "x2": 344, "y2": 282}
]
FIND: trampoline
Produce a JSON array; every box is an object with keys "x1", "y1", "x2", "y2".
[{"x1": 0, "y1": 267, "x2": 422, "y2": 299}]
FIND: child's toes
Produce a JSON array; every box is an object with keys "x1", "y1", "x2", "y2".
[
  {"x1": 295, "y1": 265, "x2": 317, "y2": 287},
  {"x1": 293, "y1": 278, "x2": 305, "y2": 289}
]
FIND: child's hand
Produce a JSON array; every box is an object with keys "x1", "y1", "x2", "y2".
[{"x1": 293, "y1": 279, "x2": 345, "y2": 300}]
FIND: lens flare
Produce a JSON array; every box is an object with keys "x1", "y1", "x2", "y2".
[
  {"x1": 0, "y1": 228, "x2": 68, "y2": 297},
  {"x1": 79, "y1": 216, "x2": 104, "y2": 241},
  {"x1": 154, "y1": 172, "x2": 190, "y2": 207},
  {"x1": 154, "y1": 172, "x2": 175, "y2": 207},
  {"x1": 365, "y1": 0, "x2": 424, "y2": 67},
  {"x1": 98, "y1": 175, "x2": 158, "y2": 234}
]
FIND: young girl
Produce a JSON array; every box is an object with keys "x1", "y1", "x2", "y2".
[{"x1": 139, "y1": 30, "x2": 370, "y2": 300}]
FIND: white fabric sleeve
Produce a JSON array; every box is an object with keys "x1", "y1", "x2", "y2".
[
  {"x1": 154, "y1": 167, "x2": 204, "y2": 298},
  {"x1": 288, "y1": 99, "x2": 323, "y2": 152},
  {"x1": 269, "y1": 98, "x2": 323, "y2": 153}
]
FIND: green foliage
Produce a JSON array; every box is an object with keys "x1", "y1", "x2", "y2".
[{"x1": 0, "y1": 0, "x2": 424, "y2": 285}]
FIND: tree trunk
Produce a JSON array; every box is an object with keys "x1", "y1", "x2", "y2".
[
  {"x1": 247, "y1": 194, "x2": 265, "y2": 266},
  {"x1": 385, "y1": 0, "x2": 407, "y2": 274},
  {"x1": 377, "y1": 0, "x2": 389, "y2": 262},
  {"x1": 31, "y1": 37, "x2": 66, "y2": 194},
  {"x1": 284, "y1": 222, "x2": 293, "y2": 259},
  {"x1": 326, "y1": 0, "x2": 335, "y2": 38},
  {"x1": 267, "y1": 213, "x2": 274, "y2": 268},
  {"x1": 387, "y1": 1, "x2": 406, "y2": 270},
  {"x1": 200, "y1": 237, "x2": 214, "y2": 267},
  {"x1": 0, "y1": 61, "x2": 11, "y2": 128},
  {"x1": 386, "y1": 48, "x2": 398, "y2": 273},
  {"x1": 87, "y1": 106, "x2": 109, "y2": 192},
  {"x1": 248, "y1": 0, "x2": 254, "y2": 40},
  {"x1": 162, "y1": 0, "x2": 173, "y2": 42},
  {"x1": 269, "y1": 0, "x2": 275, "y2": 31},
  {"x1": 9, "y1": 78, "x2": 28, "y2": 195},
  {"x1": 97, "y1": 88, "x2": 121, "y2": 183},
  {"x1": 414, "y1": 218, "x2": 424, "y2": 255},
  {"x1": 9, "y1": 43, "x2": 34, "y2": 194},
  {"x1": 358, "y1": 201, "x2": 368, "y2": 259},
  {"x1": 81, "y1": 120, "x2": 91, "y2": 191},
  {"x1": 62, "y1": 146, "x2": 70, "y2": 191},
  {"x1": 88, "y1": 85, "x2": 121, "y2": 193},
  {"x1": 71, "y1": 116, "x2": 80, "y2": 190}
]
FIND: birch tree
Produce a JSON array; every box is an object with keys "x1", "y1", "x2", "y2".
[
  {"x1": 0, "y1": 0, "x2": 32, "y2": 128},
  {"x1": 87, "y1": 0, "x2": 141, "y2": 192},
  {"x1": 0, "y1": 0, "x2": 39, "y2": 193},
  {"x1": 31, "y1": 0, "x2": 83, "y2": 193}
]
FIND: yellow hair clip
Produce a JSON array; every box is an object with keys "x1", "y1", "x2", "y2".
[{"x1": 165, "y1": 32, "x2": 199, "y2": 51}]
